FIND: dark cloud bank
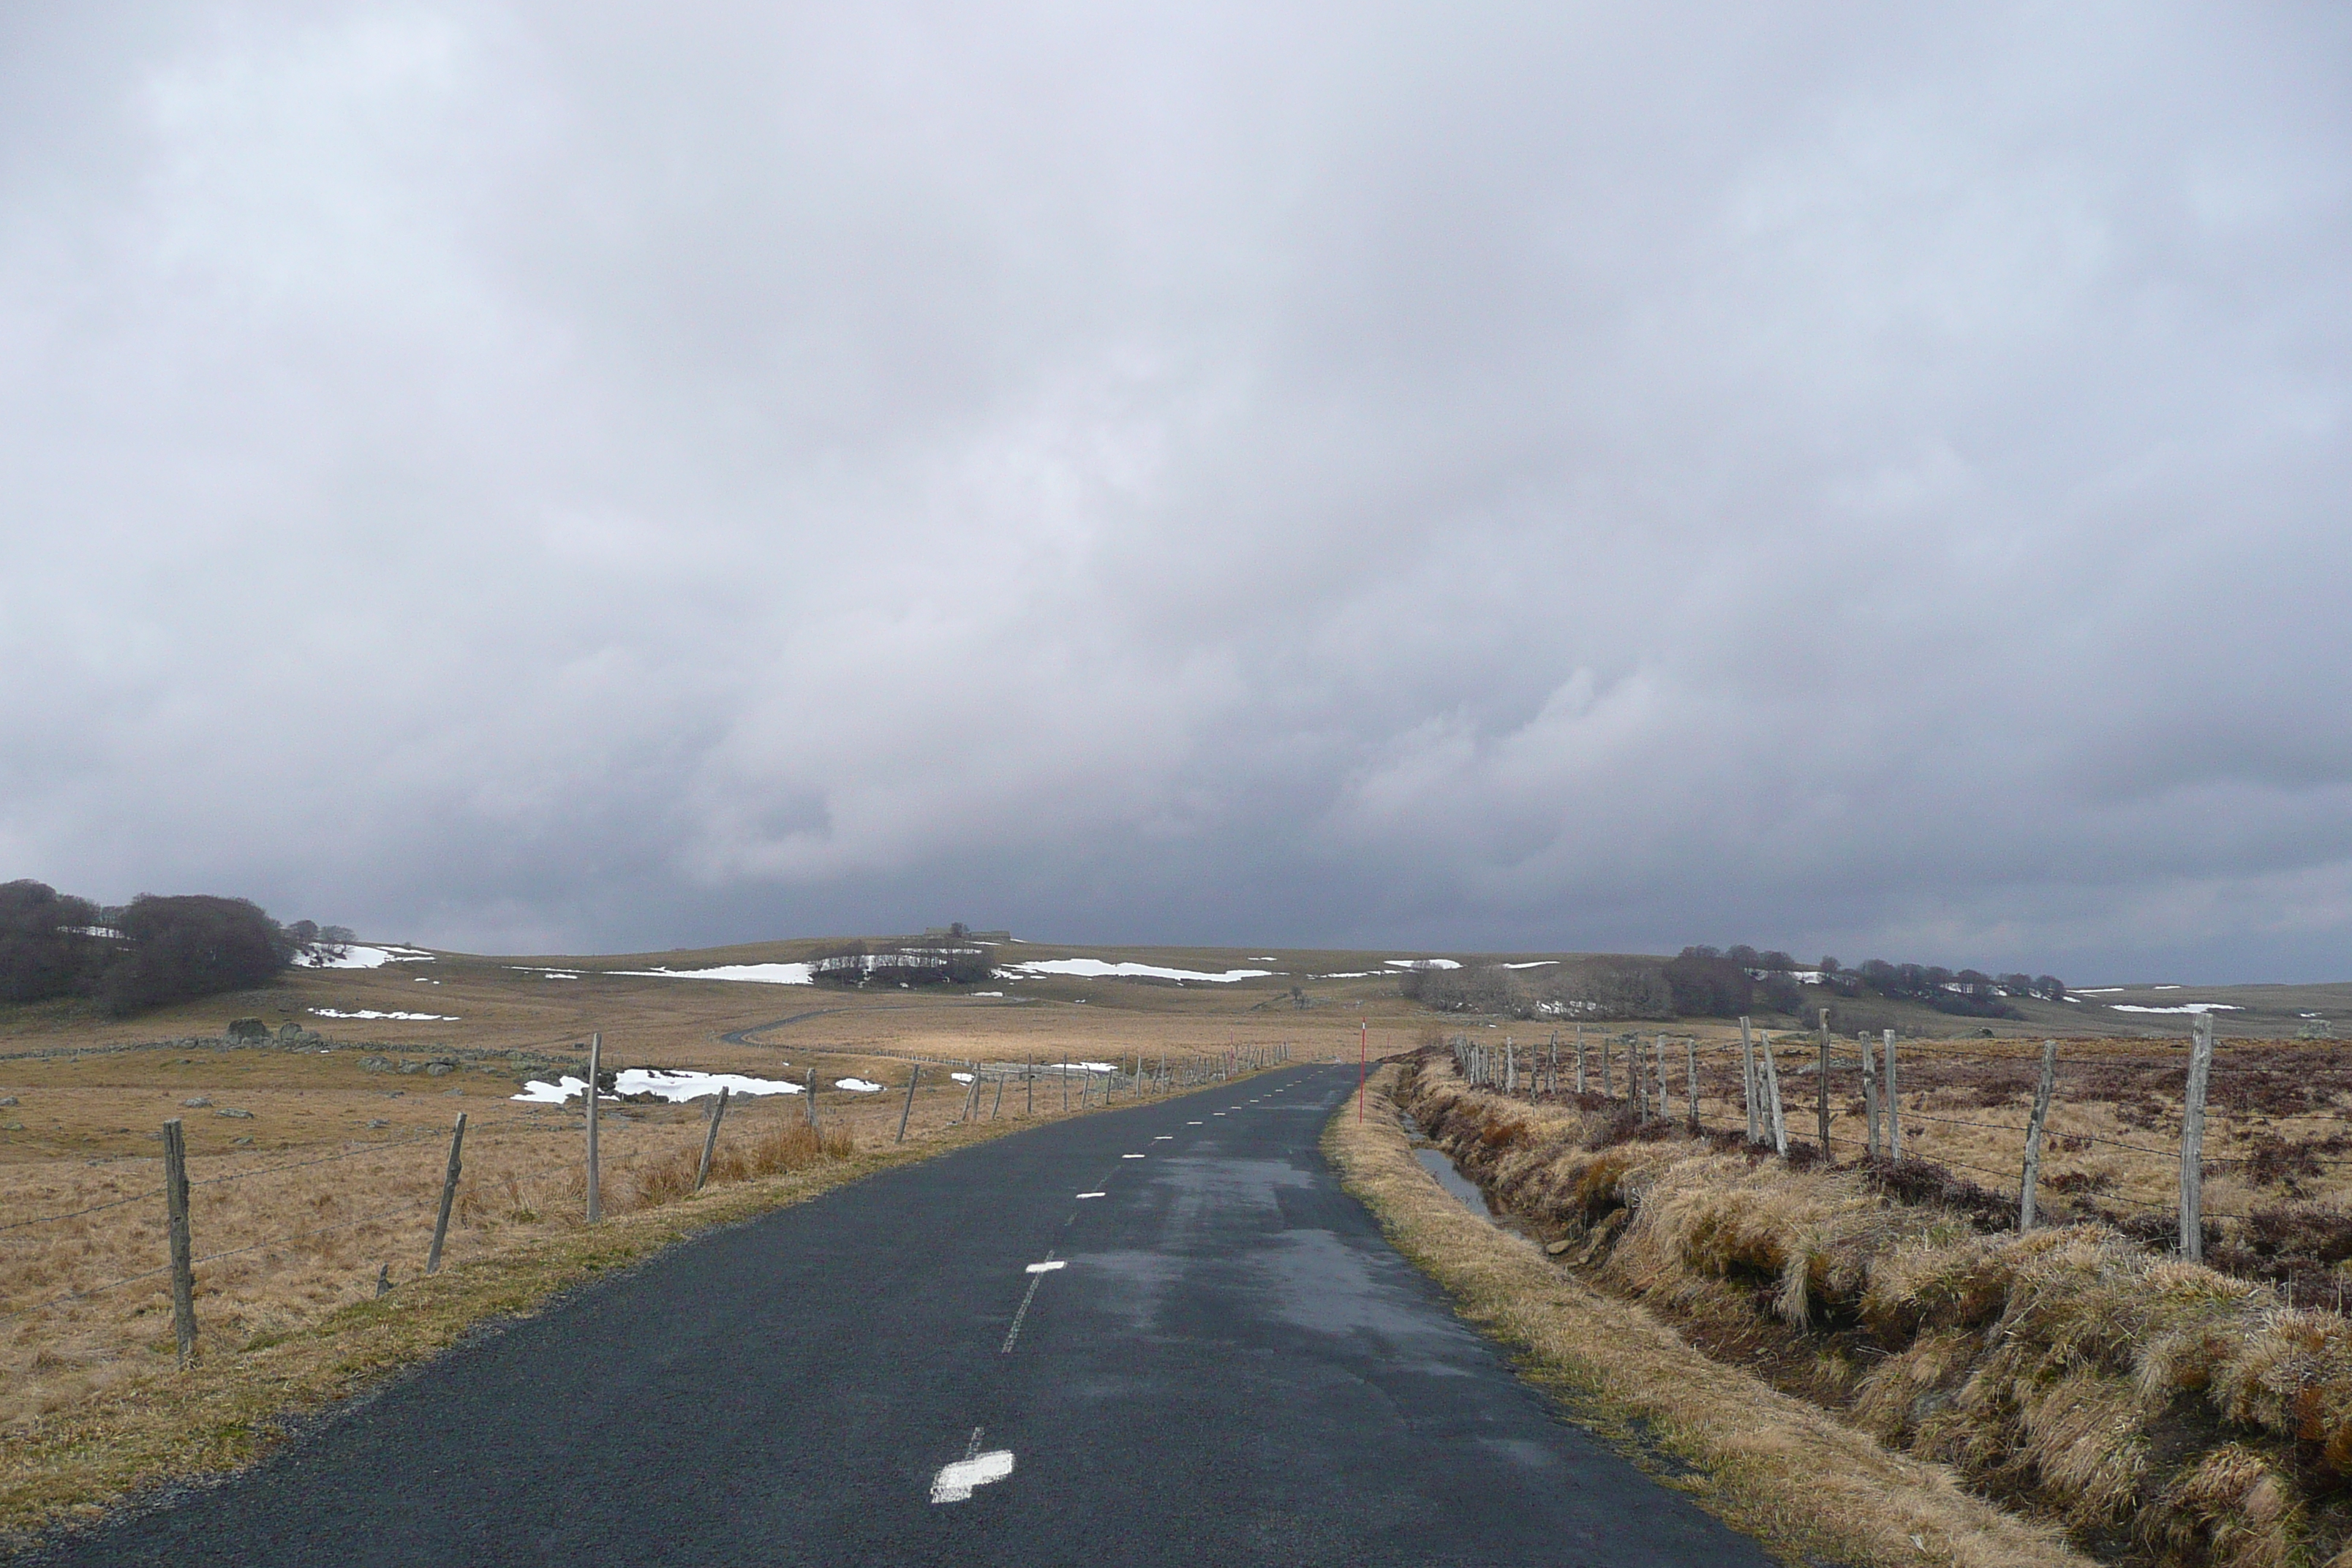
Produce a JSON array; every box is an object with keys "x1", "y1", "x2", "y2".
[{"x1": 2, "y1": 4, "x2": 2347, "y2": 979}]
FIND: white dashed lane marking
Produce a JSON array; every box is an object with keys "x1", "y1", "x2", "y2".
[
  {"x1": 1025, "y1": 1260, "x2": 1066, "y2": 1275},
  {"x1": 1001, "y1": 1254, "x2": 1060, "y2": 1354},
  {"x1": 1075, "y1": 1191, "x2": 1105, "y2": 1199},
  {"x1": 932, "y1": 1428, "x2": 1016, "y2": 1504}
]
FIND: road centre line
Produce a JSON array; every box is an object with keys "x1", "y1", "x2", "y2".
[
  {"x1": 1075, "y1": 1191, "x2": 1105, "y2": 1199},
  {"x1": 1001, "y1": 1253, "x2": 1058, "y2": 1354}
]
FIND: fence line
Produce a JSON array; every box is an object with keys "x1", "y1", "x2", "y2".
[{"x1": 2, "y1": 1036, "x2": 1294, "y2": 1357}]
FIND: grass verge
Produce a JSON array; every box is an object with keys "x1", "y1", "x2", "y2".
[{"x1": 1324, "y1": 1061, "x2": 2089, "y2": 1568}]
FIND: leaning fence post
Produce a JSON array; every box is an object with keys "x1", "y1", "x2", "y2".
[
  {"x1": 992, "y1": 1071, "x2": 1005, "y2": 1119},
  {"x1": 897, "y1": 1064, "x2": 921, "y2": 1143},
  {"x1": 2181, "y1": 1013, "x2": 2215, "y2": 1261},
  {"x1": 1739, "y1": 1017, "x2": 1758, "y2": 1145},
  {"x1": 1816, "y1": 1009, "x2": 1832, "y2": 1154},
  {"x1": 585, "y1": 1031, "x2": 603, "y2": 1224},
  {"x1": 162, "y1": 1118, "x2": 197, "y2": 1367},
  {"x1": 2019, "y1": 1041, "x2": 2057, "y2": 1232},
  {"x1": 693, "y1": 1089, "x2": 729, "y2": 1195},
  {"x1": 1883, "y1": 1030, "x2": 1901, "y2": 1161},
  {"x1": 427, "y1": 1112, "x2": 468, "y2": 1269},
  {"x1": 1760, "y1": 1033, "x2": 1788, "y2": 1156}
]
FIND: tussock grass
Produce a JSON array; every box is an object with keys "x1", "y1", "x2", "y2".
[
  {"x1": 1398, "y1": 1054, "x2": 2352, "y2": 1567},
  {"x1": 1328, "y1": 1063, "x2": 2087, "y2": 1568}
]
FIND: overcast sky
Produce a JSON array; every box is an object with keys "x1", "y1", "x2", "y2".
[{"x1": 3, "y1": 4, "x2": 2347, "y2": 979}]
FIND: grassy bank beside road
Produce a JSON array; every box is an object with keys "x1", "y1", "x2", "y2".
[{"x1": 1324, "y1": 1061, "x2": 2087, "y2": 1568}]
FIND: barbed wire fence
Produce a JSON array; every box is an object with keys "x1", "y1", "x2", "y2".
[{"x1": 1447, "y1": 1012, "x2": 2348, "y2": 1303}]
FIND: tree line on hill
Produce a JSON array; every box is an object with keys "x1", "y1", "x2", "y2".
[
  {"x1": 807, "y1": 935, "x2": 995, "y2": 988},
  {"x1": 0, "y1": 880, "x2": 320, "y2": 1017},
  {"x1": 1401, "y1": 944, "x2": 2068, "y2": 1025}
]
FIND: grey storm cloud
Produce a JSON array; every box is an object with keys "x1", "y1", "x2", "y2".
[{"x1": 1, "y1": 3, "x2": 2347, "y2": 978}]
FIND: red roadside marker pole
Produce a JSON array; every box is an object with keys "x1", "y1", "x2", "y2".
[{"x1": 1359, "y1": 1019, "x2": 1368, "y2": 1121}]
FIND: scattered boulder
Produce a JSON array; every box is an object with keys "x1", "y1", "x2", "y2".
[
  {"x1": 1545, "y1": 1238, "x2": 1574, "y2": 1256},
  {"x1": 397, "y1": 1061, "x2": 423, "y2": 1075},
  {"x1": 424, "y1": 1061, "x2": 455, "y2": 1077},
  {"x1": 360, "y1": 1055, "x2": 393, "y2": 1072},
  {"x1": 0, "y1": 1096, "x2": 18, "y2": 1107},
  {"x1": 367, "y1": 1118, "x2": 390, "y2": 1128},
  {"x1": 225, "y1": 1018, "x2": 268, "y2": 1042},
  {"x1": 230, "y1": 1136, "x2": 254, "y2": 1146},
  {"x1": 278, "y1": 1022, "x2": 304, "y2": 1042},
  {"x1": 215, "y1": 1108, "x2": 255, "y2": 1120},
  {"x1": 181, "y1": 1096, "x2": 213, "y2": 1108}
]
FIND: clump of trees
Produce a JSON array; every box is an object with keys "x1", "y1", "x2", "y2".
[
  {"x1": 1400, "y1": 957, "x2": 1673, "y2": 1022},
  {"x1": 1687, "y1": 946, "x2": 2067, "y2": 1021},
  {"x1": 810, "y1": 937, "x2": 995, "y2": 988},
  {"x1": 1396, "y1": 942, "x2": 2070, "y2": 1025},
  {"x1": 0, "y1": 881, "x2": 308, "y2": 1017}
]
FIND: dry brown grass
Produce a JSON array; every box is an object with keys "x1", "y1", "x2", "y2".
[
  {"x1": 1329, "y1": 1061, "x2": 2089, "y2": 1568},
  {"x1": 1399, "y1": 1050, "x2": 2352, "y2": 1567}
]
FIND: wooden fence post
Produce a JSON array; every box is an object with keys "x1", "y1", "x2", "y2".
[
  {"x1": 162, "y1": 1118, "x2": 197, "y2": 1367},
  {"x1": 1652, "y1": 1035, "x2": 1669, "y2": 1123},
  {"x1": 897, "y1": 1064, "x2": 921, "y2": 1143},
  {"x1": 1861, "y1": 1030, "x2": 1880, "y2": 1158},
  {"x1": 1685, "y1": 1036, "x2": 1698, "y2": 1131},
  {"x1": 1602, "y1": 1032, "x2": 1613, "y2": 1100},
  {"x1": 1883, "y1": 1030, "x2": 1901, "y2": 1161},
  {"x1": 693, "y1": 1089, "x2": 728, "y2": 1195},
  {"x1": 2181, "y1": 1012, "x2": 2215, "y2": 1261},
  {"x1": 992, "y1": 1071, "x2": 1005, "y2": 1119},
  {"x1": 2019, "y1": 1041, "x2": 2057, "y2": 1232},
  {"x1": 1575, "y1": 1025, "x2": 1586, "y2": 1096},
  {"x1": 585, "y1": 1031, "x2": 603, "y2": 1224},
  {"x1": 804, "y1": 1066, "x2": 817, "y2": 1125},
  {"x1": 1816, "y1": 1008, "x2": 1832, "y2": 1153},
  {"x1": 1739, "y1": 1017, "x2": 1758, "y2": 1145},
  {"x1": 1026, "y1": 1057, "x2": 1034, "y2": 1116},
  {"x1": 1760, "y1": 1033, "x2": 1788, "y2": 1156},
  {"x1": 427, "y1": 1112, "x2": 468, "y2": 1270}
]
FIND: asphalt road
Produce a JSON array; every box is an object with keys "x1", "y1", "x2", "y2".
[{"x1": 39, "y1": 1065, "x2": 1775, "y2": 1567}]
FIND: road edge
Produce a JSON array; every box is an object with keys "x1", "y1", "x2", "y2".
[{"x1": 1322, "y1": 1061, "x2": 2092, "y2": 1568}]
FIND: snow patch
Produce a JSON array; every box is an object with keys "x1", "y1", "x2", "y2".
[
  {"x1": 2108, "y1": 1003, "x2": 2242, "y2": 1014},
  {"x1": 510, "y1": 1068, "x2": 804, "y2": 1104},
  {"x1": 293, "y1": 944, "x2": 434, "y2": 970},
  {"x1": 1500, "y1": 960, "x2": 1558, "y2": 970},
  {"x1": 611, "y1": 962, "x2": 815, "y2": 986},
  {"x1": 1000, "y1": 959, "x2": 1275, "y2": 984},
  {"x1": 312, "y1": 1008, "x2": 456, "y2": 1021},
  {"x1": 1384, "y1": 957, "x2": 1462, "y2": 970},
  {"x1": 834, "y1": 1077, "x2": 884, "y2": 1093}
]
